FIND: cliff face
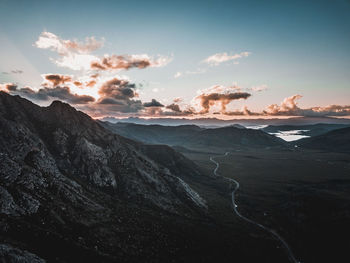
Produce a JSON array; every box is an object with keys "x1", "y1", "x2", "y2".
[{"x1": 0, "y1": 92, "x2": 207, "y2": 262}]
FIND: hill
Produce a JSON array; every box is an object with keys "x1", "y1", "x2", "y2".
[
  {"x1": 297, "y1": 127, "x2": 350, "y2": 152},
  {"x1": 102, "y1": 122, "x2": 287, "y2": 150}
]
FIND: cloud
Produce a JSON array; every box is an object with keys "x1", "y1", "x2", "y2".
[
  {"x1": 174, "y1": 68, "x2": 206, "y2": 78},
  {"x1": 250, "y1": 84, "x2": 268, "y2": 92},
  {"x1": 164, "y1": 105, "x2": 195, "y2": 116},
  {"x1": 264, "y1": 95, "x2": 350, "y2": 117},
  {"x1": 92, "y1": 77, "x2": 143, "y2": 113},
  {"x1": 203, "y1": 51, "x2": 250, "y2": 66},
  {"x1": 35, "y1": 31, "x2": 172, "y2": 71},
  {"x1": 143, "y1": 106, "x2": 165, "y2": 116},
  {"x1": 35, "y1": 31, "x2": 103, "y2": 55},
  {"x1": 98, "y1": 77, "x2": 136, "y2": 100},
  {"x1": 223, "y1": 106, "x2": 261, "y2": 116},
  {"x1": 174, "y1": 72, "x2": 182, "y2": 78},
  {"x1": 198, "y1": 92, "x2": 251, "y2": 114},
  {"x1": 10, "y1": 85, "x2": 95, "y2": 104},
  {"x1": 306, "y1": 105, "x2": 350, "y2": 116},
  {"x1": 79, "y1": 99, "x2": 143, "y2": 115},
  {"x1": 54, "y1": 54, "x2": 99, "y2": 71},
  {"x1": 42, "y1": 74, "x2": 72, "y2": 86},
  {"x1": 34, "y1": 32, "x2": 104, "y2": 71},
  {"x1": 0, "y1": 83, "x2": 18, "y2": 92},
  {"x1": 195, "y1": 85, "x2": 251, "y2": 114},
  {"x1": 143, "y1": 103, "x2": 195, "y2": 117},
  {"x1": 1, "y1": 70, "x2": 23, "y2": 75},
  {"x1": 90, "y1": 54, "x2": 172, "y2": 71},
  {"x1": 166, "y1": 103, "x2": 181, "y2": 112},
  {"x1": 264, "y1": 94, "x2": 302, "y2": 115},
  {"x1": 173, "y1": 97, "x2": 183, "y2": 103},
  {"x1": 197, "y1": 85, "x2": 241, "y2": 95},
  {"x1": 143, "y1": 99, "x2": 164, "y2": 107}
]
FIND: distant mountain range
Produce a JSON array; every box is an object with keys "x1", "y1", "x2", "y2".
[
  {"x1": 101, "y1": 116, "x2": 350, "y2": 127},
  {"x1": 101, "y1": 121, "x2": 350, "y2": 153},
  {"x1": 101, "y1": 122, "x2": 287, "y2": 150}
]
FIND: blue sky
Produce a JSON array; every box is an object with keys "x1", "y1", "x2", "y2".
[{"x1": 0, "y1": 0, "x2": 349, "y2": 117}]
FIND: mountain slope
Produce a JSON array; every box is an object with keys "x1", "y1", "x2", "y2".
[
  {"x1": 0, "y1": 92, "x2": 206, "y2": 212},
  {"x1": 297, "y1": 127, "x2": 350, "y2": 152},
  {"x1": 0, "y1": 92, "x2": 214, "y2": 262},
  {"x1": 184, "y1": 126, "x2": 286, "y2": 148}
]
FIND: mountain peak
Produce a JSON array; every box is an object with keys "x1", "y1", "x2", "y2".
[{"x1": 48, "y1": 100, "x2": 75, "y2": 110}]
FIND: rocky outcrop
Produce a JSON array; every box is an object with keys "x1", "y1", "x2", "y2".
[{"x1": 0, "y1": 244, "x2": 45, "y2": 263}]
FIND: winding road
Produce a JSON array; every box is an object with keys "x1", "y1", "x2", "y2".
[{"x1": 210, "y1": 152, "x2": 301, "y2": 263}]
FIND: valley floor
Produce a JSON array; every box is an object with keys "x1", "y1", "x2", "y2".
[{"x1": 182, "y1": 147, "x2": 350, "y2": 263}]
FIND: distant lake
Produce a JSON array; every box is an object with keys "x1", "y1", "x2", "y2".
[
  {"x1": 245, "y1": 125, "x2": 268, "y2": 130},
  {"x1": 268, "y1": 130, "x2": 310, "y2": 142}
]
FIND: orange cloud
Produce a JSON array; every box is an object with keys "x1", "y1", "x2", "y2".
[
  {"x1": 91, "y1": 54, "x2": 172, "y2": 71},
  {"x1": 264, "y1": 95, "x2": 350, "y2": 116},
  {"x1": 194, "y1": 85, "x2": 251, "y2": 114},
  {"x1": 43, "y1": 74, "x2": 72, "y2": 86}
]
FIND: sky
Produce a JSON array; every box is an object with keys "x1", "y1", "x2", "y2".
[{"x1": 0, "y1": 0, "x2": 349, "y2": 118}]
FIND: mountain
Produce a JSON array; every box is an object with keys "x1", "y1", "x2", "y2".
[
  {"x1": 262, "y1": 123, "x2": 350, "y2": 137},
  {"x1": 297, "y1": 127, "x2": 350, "y2": 152},
  {"x1": 183, "y1": 126, "x2": 286, "y2": 149},
  {"x1": 101, "y1": 122, "x2": 287, "y2": 150},
  {"x1": 0, "y1": 92, "x2": 206, "y2": 212},
  {"x1": 0, "y1": 92, "x2": 211, "y2": 262},
  {"x1": 100, "y1": 122, "x2": 204, "y2": 145}
]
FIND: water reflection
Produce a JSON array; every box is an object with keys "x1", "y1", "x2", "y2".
[{"x1": 269, "y1": 130, "x2": 310, "y2": 141}]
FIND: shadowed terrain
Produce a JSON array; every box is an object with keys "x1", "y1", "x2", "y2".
[
  {"x1": 1, "y1": 92, "x2": 292, "y2": 262},
  {"x1": 103, "y1": 119, "x2": 350, "y2": 263},
  {"x1": 297, "y1": 127, "x2": 350, "y2": 152}
]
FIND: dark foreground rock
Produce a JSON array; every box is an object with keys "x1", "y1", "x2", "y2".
[{"x1": 0, "y1": 244, "x2": 45, "y2": 263}]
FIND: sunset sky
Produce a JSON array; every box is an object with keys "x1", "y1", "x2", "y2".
[{"x1": 0, "y1": 0, "x2": 349, "y2": 118}]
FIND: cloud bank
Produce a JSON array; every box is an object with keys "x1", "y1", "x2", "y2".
[
  {"x1": 264, "y1": 95, "x2": 350, "y2": 117},
  {"x1": 35, "y1": 31, "x2": 171, "y2": 71}
]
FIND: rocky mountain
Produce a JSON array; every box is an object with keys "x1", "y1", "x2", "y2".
[
  {"x1": 297, "y1": 126, "x2": 350, "y2": 152},
  {"x1": 0, "y1": 92, "x2": 210, "y2": 262},
  {"x1": 102, "y1": 122, "x2": 287, "y2": 150}
]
